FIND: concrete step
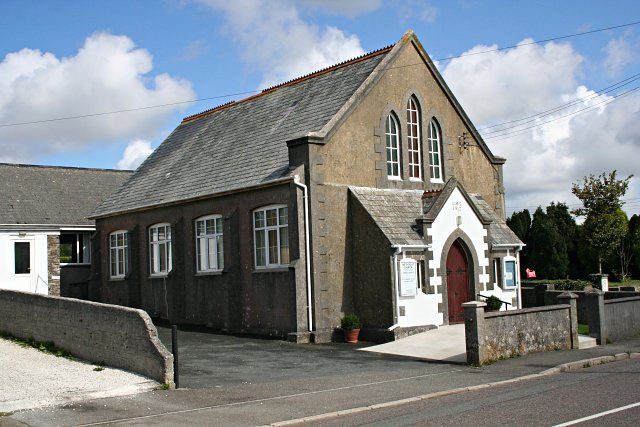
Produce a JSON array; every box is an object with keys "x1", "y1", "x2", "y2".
[{"x1": 578, "y1": 334, "x2": 598, "y2": 349}]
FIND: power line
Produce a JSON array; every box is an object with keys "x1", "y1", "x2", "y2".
[
  {"x1": 1, "y1": 20, "x2": 639, "y2": 129},
  {"x1": 484, "y1": 86, "x2": 640, "y2": 142},
  {"x1": 432, "y1": 20, "x2": 640, "y2": 63},
  {"x1": 476, "y1": 72, "x2": 640, "y2": 132}
]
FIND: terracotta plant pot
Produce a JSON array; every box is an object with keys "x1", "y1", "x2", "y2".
[{"x1": 344, "y1": 328, "x2": 360, "y2": 343}]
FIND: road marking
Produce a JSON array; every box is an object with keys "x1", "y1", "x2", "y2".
[
  {"x1": 554, "y1": 401, "x2": 640, "y2": 426},
  {"x1": 73, "y1": 369, "x2": 463, "y2": 426}
]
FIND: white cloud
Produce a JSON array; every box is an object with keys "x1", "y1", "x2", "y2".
[
  {"x1": 603, "y1": 35, "x2": 637, "y2": 77},
  {"x1": 116, "y1": 139, "x2": 154, "y2": 170},
  {"x1": 0, "y1": 32, "x2": 195, "y2": 162},
  {"x1": 196, "y1": 0, "x2": 366, "y2": 88},
  {"x1": 440, "y1": 39, "x2": 640, "y2": 217},
  {"x1": 397, "y1": 0, "x2": 438, "y2": 23},
  {"x1": 301, "y1": 0, "x2": 381, "y2": 17}
]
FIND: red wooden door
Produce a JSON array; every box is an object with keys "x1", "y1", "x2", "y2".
[{"x1": 446, "y1": 241, "x2": 470, "y2": 323}]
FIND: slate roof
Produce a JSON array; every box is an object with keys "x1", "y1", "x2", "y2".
[
  {"x1": 0, "y1": 163, "x2": 132, "y2": 226},
  {"x1": 349, "y1": 186, "x2": 425, "y2": 246},
  {"x1": 93, "y1": 48, "x2": 391, "y2": 218},
  {"x1": 469, "y1": 194, "x2": 523, "y2": 246}
]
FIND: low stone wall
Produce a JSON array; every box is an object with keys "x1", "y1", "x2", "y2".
[
  {"x1": 0, "y1": 289, "x2": 173, "y2": 384},
  {"x1": 463, "y1": 294, "x2": 578, "y2": 365},
  {"x1": 604, "y1": 296, "x2": 640, "y2": 343}
]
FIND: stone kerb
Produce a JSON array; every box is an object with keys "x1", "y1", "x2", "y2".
[{"x1": 0, "y1": 289, "x2": 173, "y2": 385}]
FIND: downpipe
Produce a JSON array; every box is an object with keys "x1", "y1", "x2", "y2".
[{"x1": 293, "y1": 175, "x2": 314, "y2": 332}]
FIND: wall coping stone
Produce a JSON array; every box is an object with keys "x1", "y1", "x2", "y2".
[
  {"x1": 604, "y1": 295, "x2": 640, "y2": 304},
  {"x1": 485, "y1": 304, "x2": 570, "y2": 318}
]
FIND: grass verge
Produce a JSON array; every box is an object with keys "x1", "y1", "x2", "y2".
[{"x1": 0, "y1": 331, "x2": 74, "y2": 359}]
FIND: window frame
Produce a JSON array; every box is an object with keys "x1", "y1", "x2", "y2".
[
  {"x1": 427, "y1": 118, "x2": 444, "y2": 183},
  {"x1": 503, "y1": 256, "x2": 518, "y2": 288},
  {"x1": 109, "y1": 230, "x2": 129, "y2": 279},
  {"x1": 406, "y1": 97, "x2": 423, "y2": 181},
  {"x1": 60, "y1": 232, "x2": 91, "y2": 265},
  {"x1": 385, "y1": 113, "x2": 402, "y2": 180},
  {"x1": 253, "y1": 205, "x2": 290, "y2": 269},
  {"x1": 195, "y1": 214, "x2": 224, "y2": 273},
  {"x1": 149, "y1": 223, "x2": 172, "y2": 277}
]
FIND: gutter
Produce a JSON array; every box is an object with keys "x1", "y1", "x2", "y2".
[{"x1": 293, "y1": 175, "x2": 314, "y2": 332}]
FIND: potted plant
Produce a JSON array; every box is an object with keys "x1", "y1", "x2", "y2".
[
  {"x1": 340, "y1": 314, "x2": 362, "y2": 343},
  {"x1": 485, "y1": 295, "x2": 503, "y2": 312}
]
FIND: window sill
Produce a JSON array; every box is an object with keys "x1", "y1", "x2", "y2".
[
  {"x1": 109, "y1": 277, "x2": 126, "y2": 282},
  {"x1": 149, "y1": 274, "x2": 170, "y2": 279},
  {"x1": 195, "y1": 270, "x2": 224, "y2": 277},
  {"x1": 253, "y1": 266, "x2": 292, "y2": 274},
  {"x1": 409, "y1": 178, "x2": 423, "y2": 183},
  {"x1": 387, "y1": 176, "x2": 403, "y2": 181},
  {"x1": 430, "y1": 179, "x2": 444, "y2": 184}
]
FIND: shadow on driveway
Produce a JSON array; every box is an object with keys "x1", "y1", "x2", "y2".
[{"x1": 157, "y1": 325, "x2": 438, "y2": 389}]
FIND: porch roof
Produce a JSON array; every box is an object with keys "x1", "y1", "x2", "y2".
[
  {"x1": 349, "y1": 186, "x2": 425, "y2": 246},
  {"x1": 468, "y1": 194, "x2": 523, "y2": 247}
]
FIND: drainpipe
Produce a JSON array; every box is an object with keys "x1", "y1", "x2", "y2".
[{"x1": 293, "y1": 175, "x2": 313, "y2": 332}]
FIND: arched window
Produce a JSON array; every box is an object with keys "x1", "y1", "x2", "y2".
[
  {"x1": 195, "y1": 215, "x2": 224, "y2": 272},
  {"x1": 385, "y1": 113, "x2": 401, "y2": 179},
  {"x1": 406, "y1": 97, "x2": 422, "y2": 180},
  {"x1": 149, "y1": 223, "x2": 172, "y2": 276},
  {"x1": 427, "y1": 119, "x2": 443, "y2": 182}
]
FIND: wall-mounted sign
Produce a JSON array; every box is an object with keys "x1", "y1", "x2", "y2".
[{"x1": 399, "y1": 258, "x2": 418, "y2": 297}]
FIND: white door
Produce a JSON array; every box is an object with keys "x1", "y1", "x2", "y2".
[{"x1": 10, "y1": 237, "x2": 37, "y2": 293}]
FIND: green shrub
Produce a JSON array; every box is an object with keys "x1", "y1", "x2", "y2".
[
  {"x1": 340, "y1": 314, "x2": 362, "y2": 330},
  {"x1": 553, "y1": 279, "x2": 591, "y2": 291},
  {"x1": 485, "y1": 295, "x2": 503, "y2": 311}
]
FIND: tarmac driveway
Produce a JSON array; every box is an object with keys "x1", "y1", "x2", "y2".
[{"x1": 156, "y1": 326, "x2": 436, "y2": 389}]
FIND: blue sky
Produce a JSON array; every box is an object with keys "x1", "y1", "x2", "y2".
[{"x1": 0, "y1": 0, "x2": 639, "y2": 214}]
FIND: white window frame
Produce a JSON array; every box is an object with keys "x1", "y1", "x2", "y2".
[
  {"x1": 428, "y1": 119, "x2": 444, "y2": 183},
  {"x1": 109, "y1": 230, "x2": 128, "y2": 279},
  {"x1": 385, "y1": 113, "x2": 402, "y2": 180},
  {"x1": 195, "y1": 214, "x2": 224, "y2": 272},
  {"x1": 253, "y1": 205, "x2": 289, "y2": 268},
  {"x1": 149, "y1": 223, "x2": 172, "y2": 276},
  {"x1": 60, "y1": 232, "x2": 92, "y2": 266},
  {"x1": 407, "y1": 97, "x2": 422, "y2": 181},
  {"x1": 503, "y1": 256, "x2": 518, "y2": 288}
]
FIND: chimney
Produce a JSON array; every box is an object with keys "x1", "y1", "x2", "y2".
[{"x1": 422, "y1": 189, "x2": 442, "y2": 214}]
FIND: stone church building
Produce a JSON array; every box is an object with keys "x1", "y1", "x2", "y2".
[{"x1": 90, "y1": 30, "x2": 523, "y2": 342}]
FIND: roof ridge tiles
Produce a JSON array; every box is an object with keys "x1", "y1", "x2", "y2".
[
  {"x1": 181, "y1": 45, "x2": 394, "y2": 124},
  {"x1": 0, "y1": 162, "x2": 133, "y2": 173}
]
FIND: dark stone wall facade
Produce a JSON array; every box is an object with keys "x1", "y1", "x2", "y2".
[
  {"x1": 47, "y1": 235, "x2": 60, "y2": 296},
  {"x1": 90, "y1": 183, "x2": 308, "y2": 338}
]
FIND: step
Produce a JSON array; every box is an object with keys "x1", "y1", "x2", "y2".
[{"x1": 578, "y1": 334, "x2": 598, "y2": 349}]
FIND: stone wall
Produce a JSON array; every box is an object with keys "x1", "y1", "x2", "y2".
[
  {"x1": 47, "y1": 235, "x2": 60, "y2": 296},
  {"x1": 0, "y1": 289, "x2": 173, "y2": 384},
  {"x1": 605, "y1": 296, "x2": 640, "y2": 342},
  {"x1": 463, "y1": 296, "x2": 578, "y2": 365}
]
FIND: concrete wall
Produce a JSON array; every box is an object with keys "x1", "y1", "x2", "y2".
[
  {"x1": 0, "y1": 289, "x2": 173, "y2": 384},
  {"x1": 91, "y1": 182, "x2": 309, "y2": 339},
  {"x1": 604, "y1": 296, "x2": 640, "y2": 342},
  {"x1": 463, "y1": 298, "x2": 577, "y2": 365}
]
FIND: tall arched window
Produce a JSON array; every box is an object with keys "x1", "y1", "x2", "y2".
[
  {"x1": 385, "y1": 113, "x2": 401, "y2": 179},
  {"x1": 406, "y1": 97, "x2": 422, "y2": 180},
  {"x1": 427, "y1": 119, "x2": 443, "y2": 182}
]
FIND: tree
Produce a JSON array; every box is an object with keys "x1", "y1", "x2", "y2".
[
  {"x1": 527, "y1": 207, "x2": 569, "y2": 279},
  {"x1": 624, "y1": 214, "x2": 640, "y2": 279},
  {"x1": 546, "y1": 203, "x2": 579, "y2": 278},
  {"x1": 506, "y1": 209, "x2": 531, "y2": 243},
  {"x1": 571, "y1": 170, "x2": 633, "y2": 274}
]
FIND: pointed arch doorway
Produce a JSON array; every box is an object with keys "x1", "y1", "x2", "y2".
[{"x1": 446, "y1": 240, "x2": 470, "y2": 323}]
